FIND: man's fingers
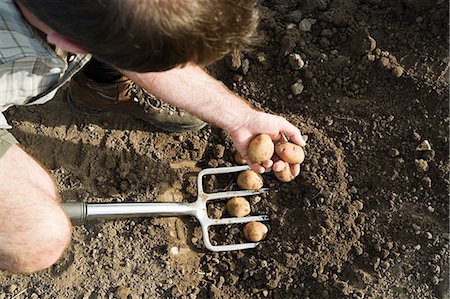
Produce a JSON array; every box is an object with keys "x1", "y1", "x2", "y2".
[
  {"x1": 272, "y1": 160, "x2": 285, "y2": 172},
  {"x1": 281, "y1": 122, "x2": 306, "y2": 146},
  {"x1": 290, "y1": 163, "x2": 300, "y2": 177},
  {"x1": 250, "y1": 163, "x2": 265, "y2": 174},
  {"x1": 262, "y1": 160, "x2": 273, "y2": 169}
]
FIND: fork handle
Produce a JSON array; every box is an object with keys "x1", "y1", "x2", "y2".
[{"x1": 62, "y1": 202, "x2": 196, "y2": 222}]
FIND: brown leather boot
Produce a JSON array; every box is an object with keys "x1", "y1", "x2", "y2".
[{"x1": 67, "y1": 71, "x2": 206, "y2": 132}]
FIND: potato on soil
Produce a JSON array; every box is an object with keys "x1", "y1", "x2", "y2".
[
  {"x1": 274, "y1": 161, "x2": 295, "y2": 182},
  {"x1": 275, "y1": 141, "x2": 305, "y2": 164},
  {"x1": 243, "y1": 221, "x2": 268, "y2": 242},
  {"x1": 248, "y1": 134, "x2": 274, "y2": 164},
  {"x1": 237, "y1": 170, "x2": 264, "y2": 190},
  {"x1": 226, "y1": 197, "x2": 251, "y2": 217}
]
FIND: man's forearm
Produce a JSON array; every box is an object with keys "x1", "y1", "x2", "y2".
[{"x1": 122, "y1": 65, "x2": 256, "y2": 133}]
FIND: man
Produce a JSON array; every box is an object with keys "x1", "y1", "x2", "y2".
[{"x1": 0, "y1": 0, "x2": 306, "y2": 273}]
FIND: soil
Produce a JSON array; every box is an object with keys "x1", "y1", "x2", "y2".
[{"x1": 1, "y1": 0, "x2": 449, "y2": 298}]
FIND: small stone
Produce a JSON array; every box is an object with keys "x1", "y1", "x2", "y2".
[
  {"x1": 291, "y1": 82, "x2": 304, "y2": 95},
  {"x1": 351, "y1": 27, "x2": 377, "y2": 55},
  {"x1": 228, "y1": 273, "x2": 239, "y2": 285},
  {"x1": 256, "y1": 52, "x2": 267, "y2": 64},
  {"x1": 388, "y1": 148, "x2": 400, "y2": 157},
  {"x1": 8, "y1": 285, "x2": 18, "y2": 293},
  {"x1": 426, "y1": 232, "x2": 433, "y2": 239},
  {"x1": 241, "y1": 59, "x2": 250, "y2": 75},
  {"x1": 413, "y1": 244, "x2": 421, "y2": 251},
  {"x1": 108, "y1": 187, "x2": 121, "y2": 197},
  {"x1": 299, "y1": 19, "x2": 312, "y2": 32},
  {"x1": 414, "y1": 159, "x2": 429, "y2": 172},
  {"x1": 225, "y1": 49, "x2": 243, "y2": 71},
  {"x1": 286, "y1": 10, "x2": 303, "y2": 23},
  {"x1": 416, "y1": 140, "x2": 432, "y2": 151},
  {"x1": 421, "y1": 176, "x2": 432, "y2": 188},
  {"x1": 412, "y1": 223, "x2": 421, "y2": 231},
  {"x1": 380, "y1": 57, "x2": 391, "y2": 68},
  {"x1": 170, "y1": 246, "x2": 179, "y2": 255},
  {"x1": 116, "y1": 286, "x2": 132, "y2": 299},
  {"x1": 372, "y1": 257, "x2": 380, "y2": 270},
  {"x1": 120, "y1": 180, "x2": 129, "y2": 191},
  {"x1": 367, "y1": 54, "x2": 376, "y2": 62},
  {"x1": 216, "y1": 276, "x2": 225, "y2": 288},
  {"x1": 432, "y1": 276, "x2": 440, "y2": 285},
  {"x1": 392, "y1": 66, "x2": 404, "y2": 78},
  {"x1": 288, "y1": 53, "x2": 305, "y2": 70},
  {"x1": 321, "y1": 29, "x2": 333, "y2": 38}
]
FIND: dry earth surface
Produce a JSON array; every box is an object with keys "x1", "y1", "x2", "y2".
[{"x1": 1, "y1": 0, "x2": 449, "y2": 298}]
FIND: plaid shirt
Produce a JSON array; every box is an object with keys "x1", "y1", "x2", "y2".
[{"x1": 0, "y1": 0, "x2": 91, "y2": 129}]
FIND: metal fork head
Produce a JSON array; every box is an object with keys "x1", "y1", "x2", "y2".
[{"x1": 194, "y1": 165, "x2": 269, "y2": 252}]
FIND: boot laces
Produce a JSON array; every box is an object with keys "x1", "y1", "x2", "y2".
[{"x1": 124, "y1": 82, "x2": 184, "y2": 116}]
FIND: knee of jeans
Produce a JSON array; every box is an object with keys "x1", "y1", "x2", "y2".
[{"x1": 4, "y1": 203, "x2": 72, "y2": 273}]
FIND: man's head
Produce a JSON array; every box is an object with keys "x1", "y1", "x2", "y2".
[{"x1": 17, "y1": 0, "x2": 260, "y2": 72}]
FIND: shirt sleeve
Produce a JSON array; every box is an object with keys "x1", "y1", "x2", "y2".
[
  {"x1": 0, "y1": 56, "x2": 61, "y2": 114},
  {"x1": 0, "y1": 112, "x2": 11, "y2": 129}
]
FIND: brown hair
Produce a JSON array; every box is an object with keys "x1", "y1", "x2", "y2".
[{"x1": 19, "y1": 0, "x2": 260, "y2": 72}]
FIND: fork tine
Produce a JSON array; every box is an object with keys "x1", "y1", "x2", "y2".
[
  {"x1": 197, "y1": 165, "x2": 251, "y2": 195},
  {"x1": 206, "y1": 243, "x2": 259, "y2": 252},
  {"x1": 204, "y1": 188, "x2": 269, "y2": 200},
  {"x1": 209, "y1": 215, "x2": 270, "y2": 226},
  {"x1": 198, "y1": 165, "x2": 250, "y2": 177}
]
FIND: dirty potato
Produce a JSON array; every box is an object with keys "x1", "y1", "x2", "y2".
[
  {"x1": 237, "y1": 170, "x2": 264, "y2": 190},
  {"x1": 226, "y1": 197, "x2": 251, "y2": 217},
  {"x1": 275, "y1": 141, "x2": 305, "y2": 164},
  {"x1": 243, "y1": 221, "x2": 268, "y2": 242},
  {"x1": 248, "y1": 134, "x2": 274, "y2": 164}
]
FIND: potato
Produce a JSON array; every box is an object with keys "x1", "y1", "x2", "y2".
[
  {"x1": 226, "y1": 197, "x2": 251, "y2": 217},
  {"x1": 234, "y1": 151, "x2": 247, "y2": 165},
  {"x1": 274, "y1": 161, "x2": 295, "y2": 182},
  {"x1": 248, "y1": 134, "x2": 274, "y2": 164},
  {"x1": 237, "y1": 170, "x2": 264, "y2": 190},
  {"x1": 243, "y1": 221, "x2": 268, "y2": 242},
  {"x1": 275, "y1": 141, "x2": 305, "y2": 164}
]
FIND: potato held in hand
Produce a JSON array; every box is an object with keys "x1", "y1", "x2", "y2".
[
  {"x1": 237, "y1": 170, "x2": 264, "y2": 190},
  {"x1": 274, "y1": 161, "x2": 296, "y2": 182},
  {"x1": 226, "y1": 197, "x2": 251, "y2": 217},
  {"x1": 243, "y1": 221, "x2": 268, "y2": 242},
  {"x1": 275, "y1": 141, "x2": 305, "y2": 164},
  {"x1": 248, "y1": 134, "x2": 274, "y2": 164}
]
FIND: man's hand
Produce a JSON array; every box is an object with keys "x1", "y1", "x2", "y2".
[
  {"x1": 226, "y1": 110, "x2": 306, "y2": 174},
  {"x1": 122, "y1": 64, "x2": 306, "y2": 176}
]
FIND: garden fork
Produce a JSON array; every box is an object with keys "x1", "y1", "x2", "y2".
[{"x1": 62, "y1": 165, "x2": 269, "y2": 251}]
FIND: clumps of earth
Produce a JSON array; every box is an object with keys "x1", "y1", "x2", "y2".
[{"x1": 0, "y1": 0, "x2": 448, "y2": 298}]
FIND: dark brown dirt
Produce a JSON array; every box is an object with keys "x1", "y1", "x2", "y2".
[{"x1": 1, "y1": 0, "x2": 449, "y2": 298}]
